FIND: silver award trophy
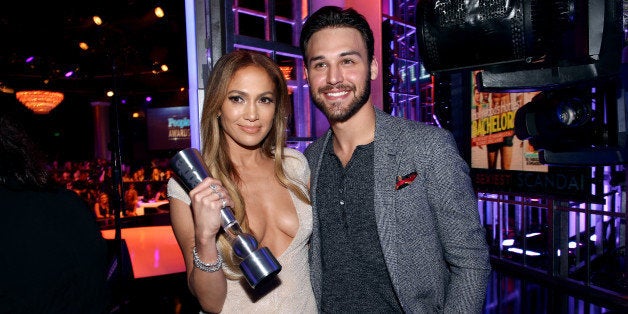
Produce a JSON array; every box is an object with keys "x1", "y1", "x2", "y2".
[{"x1": 170, "y1": 148, "x2": 281, "y2": 288}]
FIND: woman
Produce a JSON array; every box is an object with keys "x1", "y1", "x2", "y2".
[
  {"x1": 94, "y1": 191, "x2": 112, "y2": 219},
  {"x1": 167, "y1": 51, "x2": 316, "y2": 313}
]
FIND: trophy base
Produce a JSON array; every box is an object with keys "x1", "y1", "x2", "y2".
[{"x1": 239, "y1": 247, "x2": 282, "y2": 288}]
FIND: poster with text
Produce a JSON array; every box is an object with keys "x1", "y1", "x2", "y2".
[
  {"x1": 147, "y1": 106, "x2": 190, "y2": 150},
  {"x1": 469, "y1": 72, "x2": 595, "y2": 202},
  {"x1": 470, "y1": 71, "x2": 547, "y2": 173}
]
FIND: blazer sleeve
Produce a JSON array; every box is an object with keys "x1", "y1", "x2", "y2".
[{"x1": 418, "y1": 127, "x2": 491, "y2": 313}]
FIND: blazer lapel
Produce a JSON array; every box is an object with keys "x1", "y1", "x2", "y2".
[{"x1": 373, "y1": 109, "x2": 404, "y2": 281}]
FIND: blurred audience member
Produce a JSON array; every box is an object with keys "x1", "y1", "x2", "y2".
[
  {"x1": 132, "y1": 167, "x2": 145, "y2": 182},
  {"x1": 150, "y1": 167, "x2": 163, "y2": 181},
  {"x1": 94, "y1": 192, "x2": 112, "y2": 219},
  {"x1": 122, "y1": 166, "x2": 134, "y2": 182},
  {"x1": 143, "y1": 183, "x2": 157, "y2": 202},
  {"x1": 163, "y1": 169, "x2": 173, "y2": 181},
  {"x1": 154, "y1": 183, "x2": 168, "y2": 201},
  {"x1": 124, "y1": 183, "x2": 139, "y2": 216}
]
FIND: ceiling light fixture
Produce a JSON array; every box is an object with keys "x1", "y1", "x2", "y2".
[
  {"x1": 15, "y1": 90, "x2": 64, "y2": 114},
  {"x1": 154, "y1": 7, "x2": 165, "y2": 18}
]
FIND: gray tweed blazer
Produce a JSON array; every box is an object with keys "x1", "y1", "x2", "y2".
[{"x1": 305, "y1": 108, "x2": 491, "y2": 314}]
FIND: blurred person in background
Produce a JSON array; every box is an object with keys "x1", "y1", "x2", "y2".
[
  {"x1": 94, "y1": 191, "x2": 112, "y2": 219},
  {"x1": 143, "y1": 183, "x2": 157, "y2": 202},
  {"x1": 0, "y1": 112, "x2": 108, "y2": 313},
  {"x1": 154, "y1": 183, "x2": 168, "y2": 201},
  {"x1": 132, "y1": 166, "x2": 146, "y2": 182},
  {"x1": 150, "y1": 167, "x2": 163, "y2": 181},
  {"x1": 124, "y1": 183, "x2": 139, "y2": 216}
]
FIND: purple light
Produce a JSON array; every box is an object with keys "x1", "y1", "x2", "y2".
[
  {"x1": 25, "y1": 56, "x2": 34, "y2": 63},
  {"x1": 145, "y1": 96, "x2": 152, "y2": 102},
  {"x1": 64, "y1": 71, "x2": 74, "y2": 77},
  {"x1": 121, "y1": 99, "x2": 127, "y2": 104}
]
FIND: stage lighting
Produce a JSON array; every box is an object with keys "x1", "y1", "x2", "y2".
[
  {"x1": 416, "y1": 0, "x2": 626, "y2": 166},
  {"x1": 514, "y1": 87, "x2": 626, "y2": 165},
  {"x1": 515, "y1": 88, "x2": 601, "y2": 150},
  {"x1": 416, "y1": 0, "x2": 623, "y2": 91}
]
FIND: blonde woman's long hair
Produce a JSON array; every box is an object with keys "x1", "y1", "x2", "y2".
[{"x1": 199, "y1": 50, "x2": 310, "y2": 276}]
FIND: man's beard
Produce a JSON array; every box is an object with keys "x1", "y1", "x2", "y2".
[{"x1": 310, "y1": 78, "x2": 371, "y2": 123}]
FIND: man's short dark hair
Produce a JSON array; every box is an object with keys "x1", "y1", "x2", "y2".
[{"x1": 299, "y1": 6, "x2": 374, "y2": 66}]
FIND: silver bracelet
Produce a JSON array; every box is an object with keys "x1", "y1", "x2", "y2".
[{"x1": 192, "y1": 246, "x2": 223, "y2": 272}]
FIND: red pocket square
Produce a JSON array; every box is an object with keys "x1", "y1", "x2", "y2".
[{"x1": 395, "y1": 172, "x2": 418, "y2": 190}]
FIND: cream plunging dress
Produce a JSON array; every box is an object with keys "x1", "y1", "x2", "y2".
[{"x1": 167, "y1": 148, "x2": 316, "y2": 313}]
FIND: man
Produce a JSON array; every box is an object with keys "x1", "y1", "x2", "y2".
[{"x1": 299, "y1": 6, "x2": 491, "y2": 313}]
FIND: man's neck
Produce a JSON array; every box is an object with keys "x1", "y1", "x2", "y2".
[{"x1": 330, "y1": 104, "x2": 376, "y2": 166}]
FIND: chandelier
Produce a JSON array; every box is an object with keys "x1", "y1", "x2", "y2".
[{"x1": 15, "y1": 90, "x2": 64, "y2": 114}]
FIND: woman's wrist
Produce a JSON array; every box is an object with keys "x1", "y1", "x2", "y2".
[
  {"x1": 192, "y1": 246, "x2": 223, "y2": 272},
  {"x1": 195, "y1": 229, "x2": 219, "y2": 246}
]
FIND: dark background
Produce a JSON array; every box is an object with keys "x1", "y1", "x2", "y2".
[{"x1": 0, "y1": 0, "x2": 189, "y2": 162}]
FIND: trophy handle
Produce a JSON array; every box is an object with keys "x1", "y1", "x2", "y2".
[{"x1": 170, "y1": 148, "x2": 282, "y2": 288}]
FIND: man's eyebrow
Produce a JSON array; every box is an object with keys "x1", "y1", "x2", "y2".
[
  {"x1": 308, "y1": 50, "x2": 362, "y2": 64},
  {"x1": 339, "y1": 50, "x2": 362, "y2": 58},
  {"x1": 308, "y1": 55, "x2": 325, "y2": 64}
]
